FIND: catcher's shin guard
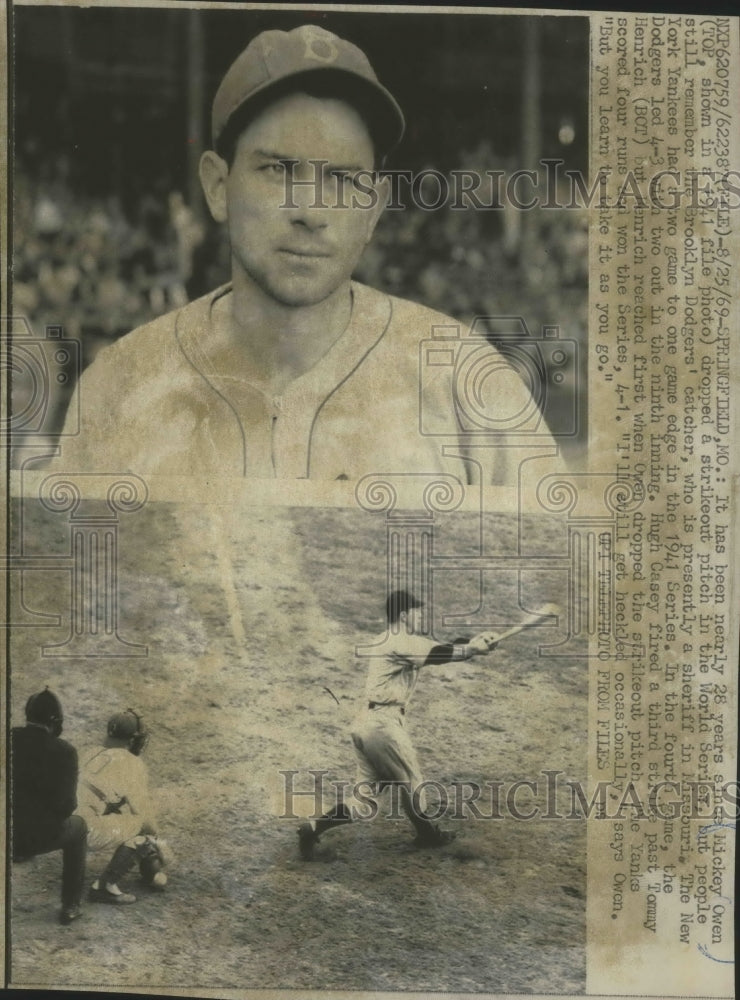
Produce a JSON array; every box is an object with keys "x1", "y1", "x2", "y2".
[
  {"x1": 100, "y1": 843, "x2": 138, "y2": 885},
  {"x1": 136, "y1": 835, "x2": 167, "y2": 888}
]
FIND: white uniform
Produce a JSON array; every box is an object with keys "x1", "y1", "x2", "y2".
[
  {"x1": 78, "y1": 746, "x2": 156, "y2": 852},
  {"x1": 348, "y1": 630, "x2": 444, "y2": 817},
  {"x1": 49, "y1": 282, "x2": 565, "y2": 484}
]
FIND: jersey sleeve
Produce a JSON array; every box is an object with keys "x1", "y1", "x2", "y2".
[
  {"x1": 395, "y1": 633, "x2": 443, "y2": 667},
  {"x1": 416, "y1": 317, "x2": 568, "y2": 486},
  {"x1": 455, "y1": 351, "x2": 568, "y2": 486},
  {"x1": 424, "y1": 642, "x2": 471, "y2": 666},
  {"x1": 48, "y1": 346, "x2": 124, "y2": 473}
]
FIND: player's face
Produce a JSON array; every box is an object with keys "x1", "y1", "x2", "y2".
[{"x1": 212, "y1": 93, "x2": 384, "y2": 308}]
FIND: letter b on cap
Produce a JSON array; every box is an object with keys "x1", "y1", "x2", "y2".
[{"x1": 302, "y1": 25, "x2": 339, "y2": 63}]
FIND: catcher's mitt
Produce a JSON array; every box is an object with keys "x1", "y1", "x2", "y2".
[{"x1": 136, "y1": 835, "x2": 167, "y2": 890}]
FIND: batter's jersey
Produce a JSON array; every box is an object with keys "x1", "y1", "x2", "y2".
[
  {"x1": 49, "y1": 282, "x2": 565, "y2": 484},
  {"x1": 363, "y1": 630, "x2": 440, "y2": 710}
]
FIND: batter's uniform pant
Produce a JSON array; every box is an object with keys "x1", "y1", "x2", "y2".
[{"x1": 348, "y1": 706, "x2": 431, "y2": 833}]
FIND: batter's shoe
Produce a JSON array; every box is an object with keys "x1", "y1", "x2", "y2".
[
  {"x1": 298, "y1": 822, "x2": 319, "y2": 861},
  {"x1": 59, "y1": 904, "x2": 83, "y2": 925},
  {"x1": 413, "y1": 827, "x2": 456, "y2": 848},
  {"x1": 89, "y1": 883, "x2": 137, "y2": 905}
]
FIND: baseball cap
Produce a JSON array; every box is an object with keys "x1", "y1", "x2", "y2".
[
  {"x1": 212, "y1": 25, "x2": 405, "y2": 158},
  {"x1": 107, "y1": 709, "x2": 150, "y2": 755},
  {"x1": 107, "y1": 710, "x2": 143, "y2": 741},
  {"x1": 25, "y1": 687, "x2": 63, "y2": 728}
]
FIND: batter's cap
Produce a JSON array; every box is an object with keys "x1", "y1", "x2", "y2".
[
  {"x1": 386, "y1": 589, "x2": 424, "y2": 622},
  {"x1": 212, "y1": 24, "x2": 405, "y2": 158},
  {"x1": 25, "y1": 687, "x2": 63, "y2": 727}
]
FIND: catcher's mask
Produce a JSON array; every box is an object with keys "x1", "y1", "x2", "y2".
[
  {"x1": 25, "y1": 687, "x2": 64, "y2": 737},
  {"x1": 107, "y1": 708, "x2": 149, "y2": 756}
]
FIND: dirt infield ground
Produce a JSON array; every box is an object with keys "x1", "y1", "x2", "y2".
[{"x1": 9, "y1": 500, "x2": 586, "y2": 995}]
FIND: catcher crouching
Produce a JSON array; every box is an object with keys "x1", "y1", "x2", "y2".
[{"x1": 79, "y1": 709, "x2": 168, "y2": 905}]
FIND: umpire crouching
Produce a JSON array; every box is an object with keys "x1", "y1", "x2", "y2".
[{"x1": 11, "y1": 687, "x2": 88, "y2": 925}]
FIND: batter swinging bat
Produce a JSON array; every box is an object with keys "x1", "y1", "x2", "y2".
[{"x1": 487, "y1": 602, "x2": 562, "y2": 647}]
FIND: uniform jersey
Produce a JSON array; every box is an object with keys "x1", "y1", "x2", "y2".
[
  {"x1": 49, "y1": 282, "x2": 564, "y2": 485},
  {"x1": 78, "y1": 746, "x2": 155, "y2": 851},
  {"x1": 347, "y1": 629, "x2": 459, "y2": 818},
  {"x1": 363, "y1": 631, "x2": 439, "y2": 709}
]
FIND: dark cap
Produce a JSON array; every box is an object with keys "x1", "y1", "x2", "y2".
[
  {"x1": 107, "y1": 709, "x2": 149, "y2": 755},
  {"x1": 386, "y1": 589, "x2": 424, "y2": 623},
  {"x1": 25, "y1": 687, "x2": 63, "y2": 730},
  {"x1": 107, "y1": 711, "x2": 139, "y2": 741},
  {"x1": 212, "y1": 24, "x2": 405, "y2": 158}
]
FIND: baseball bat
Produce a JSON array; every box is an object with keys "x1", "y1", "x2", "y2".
[{"x1": 490, "y1": 602, "x2": 561, "y2": 645}]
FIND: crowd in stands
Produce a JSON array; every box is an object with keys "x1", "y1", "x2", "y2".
[{"x1": 13, "y1": 157, "x2": 213, "y2": 360}]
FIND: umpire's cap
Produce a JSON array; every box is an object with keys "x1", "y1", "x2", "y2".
[
  {"x1": 212, "y1": 24, "x2": 405, "y2": 159},
  {"x1": 25, "y1": 687, "x2": 64, "y2": 733},
  {"x1": 386, "y1": 589, "x2": 423, "y2": 623}
]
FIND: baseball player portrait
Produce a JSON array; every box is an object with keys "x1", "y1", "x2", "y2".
[
  {"x1": 78, "y1": 709, "x2": 167, "y2": 905},
  {"x1": 298, "y1": 589, "x2": 500, "y2": 859},
  {"x1": 10, "y1": 688, "x2": 88, "y2": 925},
  {"x1": 49, "y1": 21, "x2": 566, "y2": 484}
]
